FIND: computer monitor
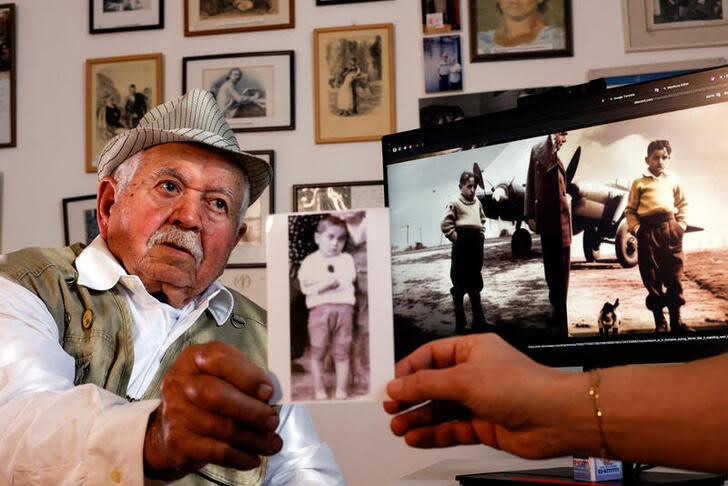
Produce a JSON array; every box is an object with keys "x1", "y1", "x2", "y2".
[{"x1": 382, "y1": 66, "x2": 728, "y2": 369}]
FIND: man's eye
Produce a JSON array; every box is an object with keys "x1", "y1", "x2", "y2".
[
  {"x1": 211, "y1": 199, "x2": 228, "y2": 212},
  {"x1": 160, "y1": 181, "x2": 178, "y2": 193}
]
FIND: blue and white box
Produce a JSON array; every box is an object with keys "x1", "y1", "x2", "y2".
[{"x1": 573, "y1": 456, "x2": 623, "y2": 482}]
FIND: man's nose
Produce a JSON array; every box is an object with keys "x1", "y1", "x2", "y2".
[{"x1": 170, "y1": 193, "x2": 201, "y2": 231}]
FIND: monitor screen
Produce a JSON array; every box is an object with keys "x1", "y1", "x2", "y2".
[{"x1": 382, "y1": 66, "x2": 728, "y2": 368}]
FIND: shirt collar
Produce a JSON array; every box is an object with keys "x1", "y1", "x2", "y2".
[
  {"x1": 642, "y1": 169, "x2": 672, "y2": 179},
  {"x1": 75, "y1": 236, "x2": 234, "y2": 325}
]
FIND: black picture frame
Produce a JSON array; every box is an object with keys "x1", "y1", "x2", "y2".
[
  {"x1": 89, "y1": 0, "x2": 164, "y2": 34},
  {"x1": 468, "y1": 0, "x2": 573, "y2": 62},
  {"x1": 183, "y1": 51, "x2": 295, "y2": 133},
  {"x1": 0, "y1": 3, "x2": 16, "y2": 148},
  {"x1": 62, "y1": 195, "x2": 99, "y2": 246}
]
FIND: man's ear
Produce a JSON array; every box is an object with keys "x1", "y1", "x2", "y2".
[
  {"x1": 235, "y1": 221, "x2": 247, "y2": 245},
  {"x1": 97, "y1": 177, "x2": 118, "y2": 239}
]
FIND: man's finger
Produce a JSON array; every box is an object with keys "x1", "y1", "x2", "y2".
[
  {"x1": 388, "y1": 366, "x2": 467, "y2": 405},
  {"x1": 185, "y1": 342, "x2": 272, "y2": 397},
  {"x1": 181, "y1": 374, "x2": 278, "y2": 429},
  {"x1": 401, "y1": 421, "x2": 481, "y2": 449},
  {"x1": 394, "y1": 336, "x2": 472, "y2": 378},
  {"x1": 390, "y1": 400, "x2": 471, "y2": 436}
]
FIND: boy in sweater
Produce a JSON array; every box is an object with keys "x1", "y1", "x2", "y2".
[
  {"x1": 625, "y1": 140, "x2": 692, "y2": 333},
  {"x1": 441, "y1": 171, "x2": 489, "y2": 334}
]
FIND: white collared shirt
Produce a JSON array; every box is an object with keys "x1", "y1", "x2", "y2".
[{"x1": 0, "y1": 237, "x2": 344, "y2": 485}]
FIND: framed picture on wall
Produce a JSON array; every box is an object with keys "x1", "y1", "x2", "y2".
[
  {"x1": 292, "y1": 180, "x2": 384, "y2": 212},
  {"x1": 183, "y1": 51, "x2": 295, "y2": 133},
  {"x1": 421, "y1": 0, "x2": 461, "y2": 33},
  {"x1": 423, "y1": 35, "x2": 463, "y2": 94},
  {"x1": 227, "y1": 150, "x2": 275, "y2": 267},
  {"x1": 89, "y1": 0, "x2": 164, "y2": 34},
  {"x1": 468, "y1": 0, "x2": 573, "y2": 62},
  {"x1": 85, "y1": 53, "x2": 163, "y2": 173},
  {"x1": 316, "y1": 0, "x2": 390, "y2": 4},
  {"x1": 63, "y1": 195, "x2": 99, "y2": 246},
  {"x1": 184, "y1": 0, "x2": 294, "y2": 36},
  {"x1": 219, "y1": 265, "x2": 267, "y2": 308},
  {"x1": 0, "y1": 4, "x2": 16, "y2": 148},
  {"x1": 623, "y1": 0, "x2": 728, "y2": 51},
  {"x1": 313, "y1": 23, "x2": 396, "y2": 144}
]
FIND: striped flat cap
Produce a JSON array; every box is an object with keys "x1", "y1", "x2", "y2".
[{"x1": 96, "y1": 89, "x2": 272, "y2": 204}]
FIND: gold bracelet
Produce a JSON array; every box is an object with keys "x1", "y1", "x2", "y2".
[{"x1": 588, "y1": 369, "x2": 610, "y2": 461}]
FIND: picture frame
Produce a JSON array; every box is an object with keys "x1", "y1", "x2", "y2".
[
  {"x1": 313, "y1": 23, "x2": 396, "y2": 144},
  {"x1": 622, "y1": 0, "x2": 728, "y2": 51},
  {"x1": 184, "y1": 0, "x2": 294, "y2": 36},
  {"x1": 291, "y1": 180, "x2": 384, "y2": 212},
  {"x1": 421, "y1": 0, "x2": 461, "y2": 34},
  {"x1": 587, "y1": 57, "x2": 728, "y2": 88},
  {"x1": 85, "y1": 53, "x2": 163, "y2": 173},
  {"x1": 183, "y1": 51, "x2": 295, "y2": 133},
  {"x1": 219, "y1": 265, "x2": 267, "y2": 308},
  {"x1": 62, "y1": 195, "x2": 99, "y2": 246},
  {"x1": 227, "y1": 150, "x2": 275, "y2": 267},
  {"x1": 468, "y1": 0, "x2": 573, "y2": 62},
  {"x1": 423, "y1": 35, "x2": 463, "y2": 94},
  {"x1": 0, "y1": 4, "x2": 16, "y2": 148},
  {"x1": 89, "y1": 0, "x2": 164, "y2": 34}
]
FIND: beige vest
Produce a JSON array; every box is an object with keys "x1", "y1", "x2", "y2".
[{"x1": 0, "y1": 244, "x2": 269, "y2": 485}]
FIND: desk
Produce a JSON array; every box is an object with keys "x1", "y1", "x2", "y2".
[{"x1": 390, "y1": 457, "x2": 728, "y2": 486}]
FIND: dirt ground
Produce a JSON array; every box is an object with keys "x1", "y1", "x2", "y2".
[{"x1": 392, "y1": 236, "x2": 728, "y2": 358}]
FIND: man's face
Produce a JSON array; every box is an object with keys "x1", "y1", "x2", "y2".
[
  {"x1": 646, "y1": 148, "x2": 670, "y2": 177},
  {"x1": 553, "y1": 132, "x2": 568, "y2": 151},
  {"x1": 460, "y1": 177, "x2": 477, "y2": 201},
  {"x1": 498, "y1": 0, "x2": 541, "y2": 19},
  {"x1": 230, "y1": 69, "x2": 242, "y2": 83},
  {"x1": 315, "y1": 224, "x2": 347, "y2": 258},
  {"x1": 99, "y1": 143, "x2": 247, "y2": 307}
]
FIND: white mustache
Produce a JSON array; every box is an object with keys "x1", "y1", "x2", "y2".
[{"x1": 148, "y1": 225, "x2": 204, "y2": 268}]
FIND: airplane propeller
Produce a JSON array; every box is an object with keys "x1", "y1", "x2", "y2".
[
  {"x1": 473, "y1": 162, "x2": 485, "y2": 190},
  {"x1": 566, "y1": 146, "x2": 581, "y2": 198}
]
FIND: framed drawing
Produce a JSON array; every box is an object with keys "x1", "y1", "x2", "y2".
[
  {"x1": 184, "y1": 0, "x2": 294, "y2": 36},
  {"x1": 469, "y1": 0, "x2": 573, "y2": 62},
  {"x1": 89, "y1": 0, "x2": 164, "y2": 34},
  {"x1": 623, "y1": 0, "x2": 728, "y2": 51},
  {"x1": 183, "y1": 51, "x2": 294, "y2": 133},
  {"x1": 421, "y1": 0, "x2": 461, "y2": 33},
  {"x1": 292, "y1": 180, "x2": 384, "y2": 212},
  {"x1": 0, "y1": 4, "x2": 15, "y2": 148},
  {"x1": 85, "y1": 53, "x2": 163, "y2": 173},
  {"x1": 227, "y1": 150, "x2": 275, "y2": 267},
  {"x1": 316, "y1": 0, "x2": 390, "y2": 4},
  {"x1": 63, "y1": 195, "x2": 99, "y2": 246},
  {"x1": 423, "y1": 35, "x2": 463, "y2": 94},
  {"x1": 219, "y1": 265, "x2": 267, "y2": 308},
  {"x1": 313, "y1": 23, "x2": 396, "y2": 144}
]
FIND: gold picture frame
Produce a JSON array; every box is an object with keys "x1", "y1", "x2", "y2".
[
  {"x1": 291, "y1": 180, "x2": 384, "y2": 212},
  {"x1": 623, "y1": 0, "x2": 728, "y2": 51},
  {"x1": 184, "y1": 0, "x2": 294, "y2": 36},
  {"x1": 85, "y1": 53, "x2": 163, "y2": 173},
  {"x1": 313, "y1": 23, "x2": 396, "y2": 144},
  {"x1": 0, "y1": 4, "x2": 16, "y2": 148}
]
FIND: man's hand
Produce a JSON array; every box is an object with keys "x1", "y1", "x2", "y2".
[
  {"x1": 527, "y1": 218, "x2": 537, "y2": 232},
  {"x1": 383, "y1": 334, "x2": 593, "y2": 459},
  {"x1": 449, "y1": 231, "x2": 458, "y2": 243},
  {"x1": 144, "y1": 342, "x2": 282, "y2": 480}
]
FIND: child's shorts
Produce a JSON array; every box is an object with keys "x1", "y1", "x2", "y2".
[{"x1": 307, "y1": 303, "x2": 354, "y2": 360}]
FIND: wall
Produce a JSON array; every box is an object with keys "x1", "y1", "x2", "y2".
[{"x1": 2, "y1": 1, "x2": 727, "y2": 485}]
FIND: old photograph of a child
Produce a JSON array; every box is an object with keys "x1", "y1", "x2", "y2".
[{"x1": 266, "y1": 208, "x2": 393, "y2": 403}]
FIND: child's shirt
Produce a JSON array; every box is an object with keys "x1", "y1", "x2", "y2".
[
  {"x1": 625, "y1": 169, "x2": 687, "y2": 235},
  {"x1": 441, "y1": 195, "x2": 486, "y2": 238},
  {"x1": 298, "y1": 250, "x2": 356, "y2": 309}
]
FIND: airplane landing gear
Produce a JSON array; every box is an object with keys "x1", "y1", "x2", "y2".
[
  {"x1": 511, "y1": 228, "x2": 532, "y2": 257},
  {"x1": 615, "y1": 220, "x2": 638, "y2": 268},
  {"x1": 583, "y1": 225, "x2": 601, "y2": 262}
]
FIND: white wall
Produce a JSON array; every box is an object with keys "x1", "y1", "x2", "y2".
[{"x1": 2, "y1": 1, "x2": 727, "y2": 485}]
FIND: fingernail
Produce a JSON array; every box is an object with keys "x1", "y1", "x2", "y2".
[
  {"x1": 266, "y1": 414, "x2": 280, "y2": 431},
  {"x1": 257, "y1": 384, "x2": 273, "y2": 400}
]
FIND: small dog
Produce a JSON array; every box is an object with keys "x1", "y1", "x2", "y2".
[{"x1": 598, "y1": 299, "x2": 620, "y2": 335}]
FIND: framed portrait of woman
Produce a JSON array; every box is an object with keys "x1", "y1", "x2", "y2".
[{"x1": 468, "y1": 0, "x2": 573, "y2": 62}]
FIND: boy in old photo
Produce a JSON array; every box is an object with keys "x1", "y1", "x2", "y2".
[
  {"x1": 625, "y1": 139, "x2": 692, "y2": 333},
  {"x1": 298, "y1": 216, "x2": 357, "y2": 400}
]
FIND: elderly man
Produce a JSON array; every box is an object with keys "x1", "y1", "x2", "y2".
[{"x1": 0, "y1": 90, "x2": 343, "y2": 484}]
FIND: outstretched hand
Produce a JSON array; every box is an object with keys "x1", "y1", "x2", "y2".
[
  {"x1": 144, "y1": 342, "x2": 282, "y2": 480},
  {"x1": 384, "y1": 334, "x2": 592, "y2": 459}
]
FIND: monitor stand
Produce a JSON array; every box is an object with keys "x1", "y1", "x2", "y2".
[{"x1": 455, "y1": 462, "x2": 726, "y2": 485}]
